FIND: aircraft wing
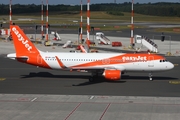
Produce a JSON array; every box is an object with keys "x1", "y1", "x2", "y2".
[
  {"x1": 55, "y1": 56, "x2": 125, "y2": 71},
  {"x1": 70, "y1": 66, "x2": 125, "y2": 72}
]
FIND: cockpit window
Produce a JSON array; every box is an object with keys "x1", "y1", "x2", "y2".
[{"x1": 160, "y1": 59, "x2": 168, "y2": 62}]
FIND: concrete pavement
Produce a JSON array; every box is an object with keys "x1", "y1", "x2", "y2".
[
  {"x1": 0, "y1": 94, "x2": 180, "y2": 120},
  {"x1": 0, "y1": 33, "x2": 180, "y2": 56}
]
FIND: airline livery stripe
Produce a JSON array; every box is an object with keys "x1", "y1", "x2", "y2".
[
  {"x1": 55, "y1": 56, "x2": 67, "y2": 69},
  {"x1": 70, "y1": 54, "x2": 164, "y2": 68}
]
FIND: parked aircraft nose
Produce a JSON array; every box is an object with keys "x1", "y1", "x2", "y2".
[{"x1": 168, "y1": 62, "x2": 174, "y2": 70}]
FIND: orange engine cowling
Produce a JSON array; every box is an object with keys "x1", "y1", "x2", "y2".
[{"x1": 102, "y1": 70, "x2": 121, "y2": 81}]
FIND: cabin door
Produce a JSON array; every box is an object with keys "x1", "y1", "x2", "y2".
[
  {"x1": 148, "y1": 56, "x2": 154, "y2": 67},
  {"x1": 37, "y1": 54, "x2": 42, "y2": 64}
]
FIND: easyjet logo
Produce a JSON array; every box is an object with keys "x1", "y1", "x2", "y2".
[
  {"x1": 12, "y1": 27, "x2": 32, "y2": 51},
  {"x1": 122, "y1": 56, "x2": 147, "y2": 61}
]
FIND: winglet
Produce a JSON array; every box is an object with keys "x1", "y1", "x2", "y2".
[{"x1": 10, "y1": 25, "x2": 38, "y2": 55}]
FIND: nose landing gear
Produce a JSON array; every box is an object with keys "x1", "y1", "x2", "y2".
[{"x1": 149, "y1": 73, "x2": 153, "y2": 81}]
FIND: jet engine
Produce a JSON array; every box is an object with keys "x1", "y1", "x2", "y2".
[{"x1": 102, "y1": 69, "x2": 121, "y2": 81}]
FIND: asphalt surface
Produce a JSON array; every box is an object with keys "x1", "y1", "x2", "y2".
[
  {"x1": 22, "y1": 27, "x2": 180, "y2": 41},
  {"x1": 0, "y1": 55, "x2": 180, "y2": 97}
]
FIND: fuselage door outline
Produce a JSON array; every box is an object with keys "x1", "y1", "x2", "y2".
[{"x1": 148, "y1": 56, "x2": 154, "y2": 67}]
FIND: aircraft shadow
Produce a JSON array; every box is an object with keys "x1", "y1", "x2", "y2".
[
  {"x1": 73, "y1": 77, "x2": 127, "y2": 86},
  {"x1": 73, "y1": 76, "x2": 178, "y2": 86},
  {"x1": 121, "y1": 75, "x2": 178, "y2": 80},
  {"x1": 20, "y1": 72, "x2": 178, "y2": 86},
  {"x1": 21, "y1": 72, "x2": 90, "y2": 79},
  {"x1": 21, "y1": 72, "x2": 178, "y2": 81},
  {"x1": 20, "y1": 72, "x2": 127, "y2": 86}
]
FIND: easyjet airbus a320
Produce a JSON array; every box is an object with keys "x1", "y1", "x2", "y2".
[{"x1": 7, "y1": 25, "x2": 174, "y2": 81}]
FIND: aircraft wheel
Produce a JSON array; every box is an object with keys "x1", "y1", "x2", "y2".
[
  {"x1": 149, "y1": 77, "x2": 153, "y2": 81},
  {"x1": 89, "y1": 77, "x2": 94, "y2": 82},
  {"x1": 149, "y1": 73, "x2": 153, "y2": 81},
  {"x1": 89, "y1": 75, "x2": 98, "y2": 82}
]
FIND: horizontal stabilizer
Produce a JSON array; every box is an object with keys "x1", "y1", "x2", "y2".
[{"x1": 7, "y1": 53, "x2": 28, "y2": 61}]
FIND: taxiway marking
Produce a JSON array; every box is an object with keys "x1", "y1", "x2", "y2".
[
  {"x1": 0, "y1": 78, "x2": 6, "y2": 81},
  {"x1": 169, "y1": 80, "x2": 180, "y2": 84}
]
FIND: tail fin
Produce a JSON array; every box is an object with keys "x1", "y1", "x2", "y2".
[{"x1": 10, "y1": 25, "x2": 38, "y2": 55}]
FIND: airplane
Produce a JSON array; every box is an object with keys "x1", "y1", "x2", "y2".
[{"x1": 7, "y1": 25, "x2": 174, "y2": 82}]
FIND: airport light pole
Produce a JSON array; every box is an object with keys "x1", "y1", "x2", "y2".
[
  {"x1": 80, "y1": 0, "x2": 83, "y2": 44},
  {"x1": 130, "y1": 0, "x2": 134, "y2": 48},
  {"x1": 9, "y1": 0, "x2": 12, "y2": 28},
  {"x1": 86, "y1": 0, "x2": 90, "y2": 48},
  {"x1": 41, "y1": 0, "x2": 44, "y2": 40},
  {"x1": 46, "y1": 0, "x2": 49, "y2": 41},
  {"x1": 168, "y1": 35, "x2": 172, "y2": 54},
  {"x1": 78, "y1": 27, "x2": 81, "y2": 44},
  {"x1": 91, "y1": 26, "x2": 94, "y2": 42},
  {"x1": 48, "y1": 24, "x2": 50, "y2": 40},
  {"x1": 35, "y1": 24, "x2": 37, "y2": 43}
]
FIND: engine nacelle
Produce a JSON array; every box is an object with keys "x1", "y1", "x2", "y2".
[{"x1": 102, "y1": 69, "x2": 121, "y2": 81}]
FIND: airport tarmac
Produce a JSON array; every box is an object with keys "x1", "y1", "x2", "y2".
[
  {"x1": 0, "y1": 55, "x2": 180, "y2": 96},
  {"x1": 0, "y1": 54, "x2": 180, "y2": 120},
  {"x1": 0, "y1": 30, "x2": 180, "y2": 120}
]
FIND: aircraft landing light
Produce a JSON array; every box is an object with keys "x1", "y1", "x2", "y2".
[{"x1": 169, "y1": 80, "x2": 180, "y2": 84}]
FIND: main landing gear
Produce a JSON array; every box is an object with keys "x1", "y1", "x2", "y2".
[
  {"x1": 89, "y1": 72, "x2": 154, "y2": 81},
  {"x1": 89, "y1": 72, "x2": 99, "y2": 82},
  {"x1": 89, "y1": 75, "x2": 98, "y2": 82},
  {"x1": 89, "y1": 77, "x2": 94, "y2": 82},
  {"x1": 149, "y1": 73, "x2": 153, "y2": 81}
]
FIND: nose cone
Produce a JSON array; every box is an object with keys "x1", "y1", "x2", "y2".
[{"x1": 168, "y1": 62, "x2": 174, "y2": 70}]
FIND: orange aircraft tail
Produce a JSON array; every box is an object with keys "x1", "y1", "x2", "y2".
[{"x1": 10, "y1": 25, "x2": 39, "y2": 55}]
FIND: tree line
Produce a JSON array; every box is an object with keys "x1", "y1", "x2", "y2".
[{"x1": 0, "y1": 2, "x2": 180, "y2": 17}]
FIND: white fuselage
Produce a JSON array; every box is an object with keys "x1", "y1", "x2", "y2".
[{"x1": 37, "y1": 52, "x2": 174, "y2": 72}]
